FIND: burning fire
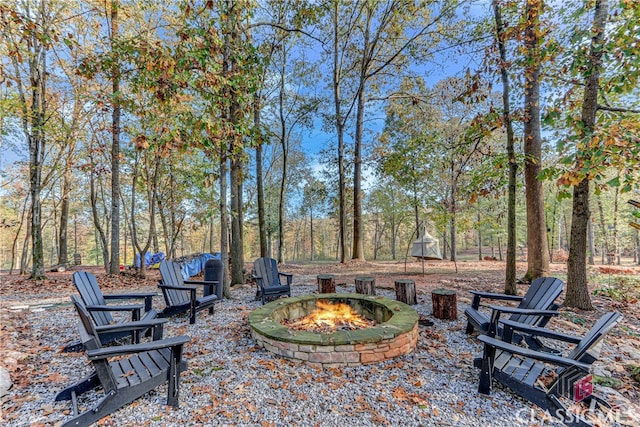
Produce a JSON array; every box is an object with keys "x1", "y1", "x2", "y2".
[{"x1": 283, "y1": 300, "x2": 375, "y2": 333}]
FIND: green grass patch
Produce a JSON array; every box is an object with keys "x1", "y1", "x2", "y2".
[
  {"x1": 593, "y1": 375, "x2": 623, "y2": 389},
  {"x1": 630, "y1": 366, "x2": 640, "y2": 383},
  {"x1": 593, "y1": 275, "x2": 640, "y2": 303}
]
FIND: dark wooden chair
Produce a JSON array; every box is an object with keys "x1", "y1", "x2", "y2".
[
  {"x1": 477, "y1": 311, "x2": 622, "y2": 427},
  {"x1": 465, "y1": 276, "x2": 564, "y2": 351},
  {"x1": 56, "y1": 296, "x2": 190, "y2": 427},
  {"x1": 252, "y1": 257, "x2": 292, "y2": 304},
  {"x1": 157, "y1": 260, "x2": 218, "y2": 324},
  {"x1": 68, "y1": 271, "x2": 159, "y2": 349}
]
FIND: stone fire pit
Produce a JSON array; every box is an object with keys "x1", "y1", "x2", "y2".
[{"x1": 249, "y1": 293, "x2": 419, "y2": 367}]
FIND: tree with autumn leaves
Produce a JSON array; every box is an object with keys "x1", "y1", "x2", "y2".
[
  {"x1": 1, "y1": 0, "x2": 639, "y2": 314},
  {"x1": 544, "y1": 0, "x2": 640, "y2": 309}
]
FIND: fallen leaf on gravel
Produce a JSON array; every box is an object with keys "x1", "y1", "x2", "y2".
[
  {"x1": 409, "y1": 393, "x2": 430, "y2": 407},
  {"x1": 371, "y1": 411, "x2": 390, "y2": 425},
  {"x1": 45, "y1": 372, "x2": 66, "y2": 383},
  {"x1": 258, "y1": 359, "x2": 277, "y2": 370},
  {"x1": 392, "y1": 386, "x2": 408, "y2": 402}
]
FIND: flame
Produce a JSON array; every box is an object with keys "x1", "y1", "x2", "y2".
[{"x1": 284, "y1": 300, "x2": 375, "y2": 333}]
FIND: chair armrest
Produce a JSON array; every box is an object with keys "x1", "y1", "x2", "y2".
[
  {"x1": 279, "y1": 273, "x2": 293, "y2": 286},
  {"x1": 104, "y1": 292, "x2": 156, "y2": 311},
  {"x1": 103, "y1": 292, "x2": 157, "y2": 300},
  {"x1": 489, "y1": 306, "x2": 560, "y2": 317},
  {"x1": 158, "y1": 284, "x2": 198, "y2": 292},
  {"x1": 184, "y1": 280, "x2": 216, "y2": 296},
  {"x1": 469, "y1": 290, "x2": 523, "y2": 301},
  {"x1": 87, "y1": 335, "x2": 191, "y2": 360},
  {"x1": 499, "y1": 319, "x2": 583, "y2": 344},
  {"x1": 94, "y1": 318, "x2": 167, "y2": 334},
  {"x1": 478, "y1": 335, "x2": 590, "y2": 370},
  {"x1": 86, "y1": 303, "x2": 144, "y2": 312},
  {"x1": 184, "y1": 280, "x2": 218, "y2": 286}
]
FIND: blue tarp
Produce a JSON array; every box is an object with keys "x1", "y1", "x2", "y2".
[
  {"x1": 135, "y1": 252, "x2": 166, "y2": 268},
  {"x1": 180, "y1": 253, "x2": 220, "y2": 280}
]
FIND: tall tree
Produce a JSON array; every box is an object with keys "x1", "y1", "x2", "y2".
[
  {"x1": 1, "y1": 1, "x2": 61, "y2": 279},
  {"x1": 551, "y1": 0, "x2": 640, "y2": 308},
  {"x1": 349, "y1": 0, "x2": 458, "y2": 261},
  {"x1": 565, "y1": 0, "x2": 608, "y2": 310},
  {"x1": 522, "y1": 0, "x2": 550, "y2": 281},
  {"x1": 492, "y1": 0, "x2": 518, "y2": 294},
  {"x1": 325, "y1": 0, "x2": 356, "y2": 263},
  {"x1": 108, "y1": 0, "x2": 122, "y2": 275}
]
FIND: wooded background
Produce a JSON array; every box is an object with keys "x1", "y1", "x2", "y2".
[{"x1": 1, "y1": 0, "x2": 639, "y2": 309}]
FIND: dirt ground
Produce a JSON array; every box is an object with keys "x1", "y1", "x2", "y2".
[{"x1": 1, "y1": 258, "x2": 640, "y2": 409}]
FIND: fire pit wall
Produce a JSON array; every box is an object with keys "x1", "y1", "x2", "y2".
[{"x1": 249, "y1": 293, "x2": 419, "y2": 368}]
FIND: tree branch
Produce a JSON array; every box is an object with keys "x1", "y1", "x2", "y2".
[
  {"x1": 246, "y1": 22, "x2": 324, "y2": 45},
  {"x1": 597, "y1": 104, "x2": 640, "y2": 114}
]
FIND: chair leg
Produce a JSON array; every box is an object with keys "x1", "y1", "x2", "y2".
[
  {"x1": 465, "y1": 322, "x2": 475, "y2": 334},
  {"x1": 189, "y1": 297, "x2": 196, "y2": 324},
  {"x1": 478, "y1": 344, "x2": 495, "y2": 395},
  {"x1": 152, "y1": 323, "x2": 164, "y2": 341},
  {"x1": 167, "y1": 346, "x2": 183, "y2": 408},
  {"x1": 55, "y1": 372, "x2": 100, "y2": 402}
]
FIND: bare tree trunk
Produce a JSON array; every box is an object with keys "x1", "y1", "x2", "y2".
[
  {"x1": 108, "y1": 0, "x2": 121, "y2": 275},
  {"x1": 255, "y1": 95, "x2": 268, "y2": 258},
  {"x1": 10, "y1": 196, "x2": 30, "y2": 275},
  {"x1": 612, "y1": 184, "x2": 620, "y2": 265},
  {"x1": 277, "y1": 56, "x2": 287, "y2": 264},
  {"x1": 58, "y1": 173, "x2": 70, "y2": 268},
  {"x1": 636, "y1": 229, "x2": 640, "y2": 265},
  {"x1": 351, "y1": 9, "x2": 370, "y2": 263},
  {"x1": 310, "y1": 210, "x2": 315, "y2": 261},
  {"x1": 331, "y1": 2, "x2": 348, "y2": 264},
  {"x1": 597, "y1": 195, "x2": 608, "y2": 262},
  {"x1": 477, "y1": 208, "x2": 482, "y2": 261},
  {"x1": 230, "y1": 158, "x2": 244, "y2": 284},
  {"x1": 20, "y1": 218, "x2": 31, "y2": 275},
  {"x1": 219, "y1": 149, "x2": 231, "y2": 297},
  {"x1": 523, "y1": 0, "x2": 550, "y2": 281},
  {"x1": 566, "y1": 0, "x2": 608, "y2": 310},
  {"x1": 130, "y1": 152, "x2": 158, "y2": 279},
  {"x1": 449, "y1": 162, "x2": 457, "y2": 262},
  {"x1": 90, "y1": 158, "x2": 110, "y2": 272},
  {"x1": 587, "y1": 217, "x2": 595, "y2": 265},
  {"x1": 493, "y1": 0, "x2": 517, "y2": 293}
]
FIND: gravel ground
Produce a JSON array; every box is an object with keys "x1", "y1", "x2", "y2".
[{"x1": 3, "y1": 282, "x2": 634, "y2": 427}]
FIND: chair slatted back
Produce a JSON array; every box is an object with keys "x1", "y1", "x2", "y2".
[
  {"x1": 159, "y1": 261, "x2": 190, "y2": 306},
  {"x1": 253, "y1": 258, "x2": 279, "y2": 288},
  {"x1": 511, "y1": 277, "x2": 564, "y2": 326},
  {"x1": 71, "y1": 295, "x2": 103, "y2": 350},
  {"x1": 568, "y1": 311, "x2": 622, "y2": 364},
  {"x1": 70, "y1": 295, "x2": 119, "y2": 392},
  {"x1": 73, "y1": 271, "x2": 114, "y2": 327}
]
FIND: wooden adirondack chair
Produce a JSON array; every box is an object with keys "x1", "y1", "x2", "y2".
[
  {"x1": 252, "y1": 257, "x2": 292, "y2": 304},
  {"x1": 477, "y1": 311, "x2": 622, "y2": 427},
  {"x1": 68, "y1": 271, "x2": 159, "y2": 350},
  {"x1": 465, "y1": 277, "x2": 564, "y2": 351},
  {"x1": 56, "y1": 296, "x2": 190, "y2": 427},
  {"x1": 157, "y1": 260, "x2": 218, "y2": 324}
]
